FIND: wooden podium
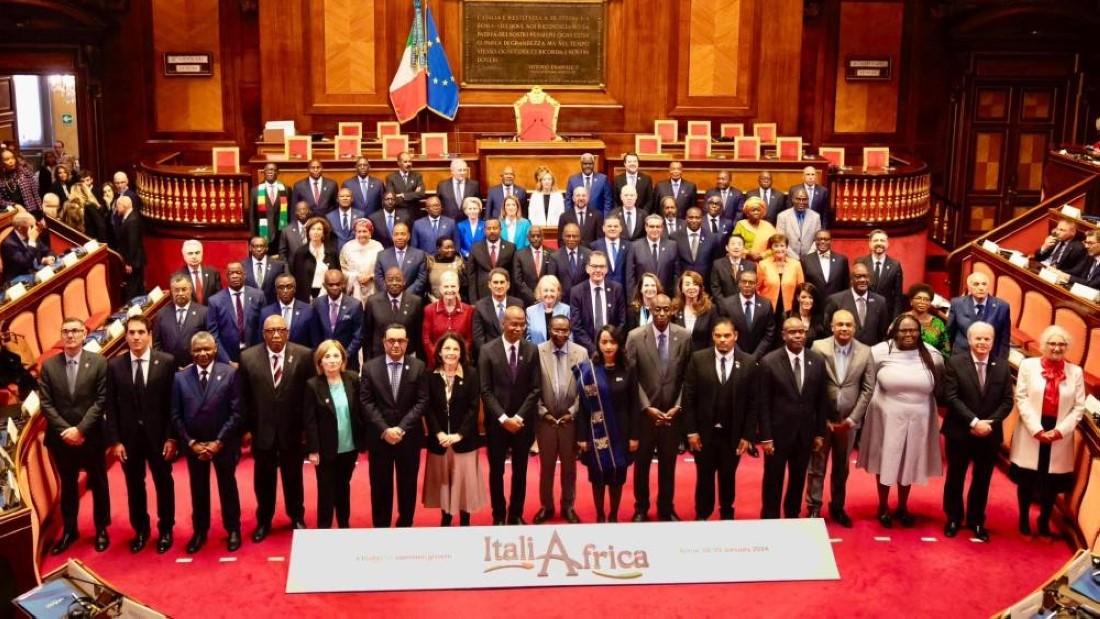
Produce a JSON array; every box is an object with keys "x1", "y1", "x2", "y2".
[{"x1": 477, "y1": 140, "x2": 606, "y2": 191}]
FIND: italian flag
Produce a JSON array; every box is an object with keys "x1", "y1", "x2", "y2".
[{"x1": 389, "y1": 29, "x2": 427, "y2": 123}]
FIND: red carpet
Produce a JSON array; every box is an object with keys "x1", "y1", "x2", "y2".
[{"x1": 41, "y1": 447, "x2": 1072, "y2": 618}]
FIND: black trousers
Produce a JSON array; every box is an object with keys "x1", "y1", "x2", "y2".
[
  {"x1": 315, "y1": 451, "x2": 358, "y2": 529},
  {"x1": 367, "y1": 439, "x2": 421, "y2": 528},
  {"x1": 185, "y1": 446, "x2": 241, "y2": 534},
  {"x1": 252, "y1": 444, "x2": 305, "y2": 526},
  {"x1": 693, "y1": 434, "x2": 740, "y2": 520},
  {"x1": 762, "y1": 441, "x2": 812, "y2": 519},
  {"x1": 121, "y1": 438, "x2": 175, "y2": 534},
  {"x1": 486, "y1": 424, "x2": 535, "y2": 521},
  {"x1": 123, "y1": 268, "x2": 145, "y2": 301},
  {"x1": 943, "y1": 434, "x2": 998, "y2": 527},
  {"x1": 50, "y1": 440, "x2": 110, "y2": 533},
  {"x1": 633, "y1": 419, "x2": 681, "y2": 518}
]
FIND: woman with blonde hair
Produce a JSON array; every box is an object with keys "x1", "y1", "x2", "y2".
[
  {"x1": 756, "y1": 232, "x2": 804, "y2": 330},
  {"x1": 339, "y1": 218, "x2": 384, "y2": 303},
  {"x1": 527, "y1": 169, "x2": 565, "y2": 227},
  {"x1": 499, "y1": 194, "x2": 531, "y2": 250},
  {"x1": 59, "y1": 194, "x2": 86, "y2": 232}
]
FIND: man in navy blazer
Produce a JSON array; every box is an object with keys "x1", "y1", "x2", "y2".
[
  {"x1": 565, "y1": 153, "x2": 613, "y2": 216},
  {"x1": 155, "y1": 275, "x2": 209, "y2": 369},
  {"x1": 341, "y1": 157, "x2": 384, "y2": 215},
  {"x1": 801, "y1": 230, "x2": 850, "y2": 307},
  {"x1": 0, "y1": 212, "x2": 54, "y2": 284},
  {"x1": 745, "y1": 171, "x2": 785, "y2": 224},
  {"x1": 1063, "y1": 229, "x2": 1100, "y2": 288},
  {"x1": 170, "y1": 332, "x2": 244, "y2": 553},
  {"x1": 569, "y1": 251, "x2": 626, "y2": 354},
  {"x1": 471, "y1": 268, "x2": 524, "y2": 358},
  {"x1": 715, "y1": 270, "x2": 774, "y2": 359},
  {"x1": 612, "y1": 153, "x2": 655, "y2": 213},
  {"x1": 484, "y1": 166, "x2": 528, "y2": 221},
  {"x1": 368, "y1": 191, "x2": 411, "y2": 249},
  {"x1": 558, "y1": 186, "x2": 605, "y2": 246},
  {"x1": 709, "y1": 234, "x2": 756, "y2": 300},
  {"x1": 436, "y1": 158, "x2": 480, "y2": 220},
  {"x1": 206, "y1": 262, "x2": 266, "y2": 364},
  {"x1": 701, "y1": 195, "x2": 735, "y2": 246},
  {"x1": 672, "y1": 207, "x2": 721, "y2": 284},
  {"x1": 787, "y1": 166, "x2": 830, "y2": 228},
  {"x1": 291, "y1": 159, "x2": 338, "y2": 215},
  {"x1": 855, "y1": 229, "x2": 904, "y2": 320},
  {"x1": 628, "y1": 214, "x2": 679, "y2": 297},
  {"x1": 242, "y1": 236, "x2": 286, "y2": 305},
  {"x1": 547, "y1": 223, "x2": 592, "y2": 295},
  {"x1": 655, "y1": 161, "x2": 699, "y2": 218},
  {"x1": 261, "y1": 273, "x2": 317, "y2": 349},
  {"x1": 591, "y1": 215, "x2": 631, "y2": 290},
  {"x1": 175, "y1": 239, "x2": 222, "y2": 306},
  {"x1": 946, "y1": 271, "x2": 1011, "y2": 360},
  {"x1": 703, "y1": 171, "x2": 746, "y2": 223},
  {"x1": 822, "y1": 263, "x2": 889, "y2": 346},
  {"x1": 312, "y1": 270, "x2": 364, "y2": 368},
  {"x1": 411, "y1": 196, "x2": 457, "y2": 255},
  {"x1": 374, "y1": 222, "x2": 428, "y2": 297},
  {"x1": 326, "y1": 188, "x2": 365, "y2": 247}
]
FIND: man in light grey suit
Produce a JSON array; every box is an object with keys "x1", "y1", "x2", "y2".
[
  {"x1": 532, "y1": 315, "x2": 590, "y2": 524},
  {"x1": 626, "y1": 294, "x2": 692, "y2": 522},
  {"x1": 805, "y1": 309, "x2": 872, "y2": 527},
  {"x1": 775, "y1": 187, "x2": 821, "y2": 258}
]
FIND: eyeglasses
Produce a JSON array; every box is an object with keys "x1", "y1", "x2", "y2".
[{"x1": 61, "y1": 328, "x2": 85, "y2": 335}]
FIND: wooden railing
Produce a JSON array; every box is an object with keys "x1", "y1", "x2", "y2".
[
  {"x1": 136, "y1": 153, "x2": 251, "y2": 227},
  {"x1": 829, "y1": 159, "x2": 931, "y2": 229},
  {"x1": 928, "y1": 191, "x2": 962, "y2": 249}
]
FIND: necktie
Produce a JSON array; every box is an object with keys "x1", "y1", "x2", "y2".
[
  {"x1": 793, "y1": 356, "x2": 802, "y2": 392},
  {"x1": 234, "y1": 292, "x2": 244, "y2": 335},
  {"x1": 67, "y1": 359, "x2": 78, "y2": 394},
  {"x1": 554, "y1": 349, "x2": 567, "y2": 400},
  {"x1": 267, "y1": 185, "x2": 276, "y2": 207},
  {"x1": 721, "y1": 189, "x2": 728, "y2": 204},
  {"x1": 313, "y1": 181, "x2": 321, "y2": 206},
  {"x1": 797, "y1": 211, "x2": 804, "y2": 228},
  {"x1": 651, "y1": 243, "x2": 658, "y2": 265},
  {"x1": 874, "y1": 261, "x2": 882, "y2": 282},
  {"x1": 584, "y1": 176, "x2": 591, "y2": 192},
  {"x1": 389, "y1": 361, "x2": 401, "y2": 401},
  {"x1": 391, "y1": 297, "x2": 399, "y2": 314},
  {"x1": 744, "y1": 300, "x2": 753, "y2": 326},
  {"x1": 1050, "y1": 241, "x2": 1066, "y2": 265},
  {"x1": 199, "y1": 369, "x2": 209, "y2": 392},
  {"x1": 192, "y1": 269, "x2": 203, "y2": 304},
  {"x1": 496, "y1": 302, "x2": 505, "y2": 324},
  {"x1": 625, "y1": 211, "x2": 633, "y2": 235},
  {"x1": 533, "y1": 249, "x2": 542, "y2": 277},
  {"x1": 272, "y1": 354, "x2": 282, "y2": 387},
  {"x1": 711, "y1": 218, "x2": 719, "y2": 234},
  {"x1": 763, "y1": 189, "x2": 770, "y2": 203},
  {"x1": 720, "y1": 355, "x2": 727, "y2": 384},
  {"x1": 401, "y1": 172, "x2": 408, "y2": 185},
  {"x1": 299, "y1": 224, "x2": 306, "y2": 244},
  {"x1": 836, "y1": 347, "x2": 848, "y2": 383},
  {"x1": 360, "y1": 179, "x2": 368, "y2": 203},
  {"x1": 508, "y1": 344, "x2": 518, "y2": 379},
  {"x1": 329, "y1": 299, "x2": 339, "y2": 332},
  {"x1": 176, "y1": 307, "x2": 185, "y2": 329},
  {"x1": 134, "y1": 358, "x2": 146, "y2": 400},
  {"x1": 282, "y1": 305, "x2": 292, "y2": 331},
  {"x1": 1089, "y1": 259, "x2": 1099, "y2": 281},
  {"x1": 657, "y1": 332, "x2": 668, "y2": 364},
  {"x1": 975, "y1": 303, "x2": 984, "y2": 319},
  {"x1": 856, "y1": 296, "x2": 867, "y2": 324},
  {"x1": 343, "y1": 212, "x2": 350, "y2": 232},
  {"x1": 609, "y1": 242, "x2": 617, "y2": 270},
  {"x1": 667, "y1": 219, "x2": 676, "y2": 234},
  {"x1": 569, "y1": 250, "x2": 577, "y2": 274},
  {"x1": 629, "y1": 175, "x2": 636, "y2": 187},
  {"x1": 689, "y1": 232, "x2": 698, "y2": 261},
  {"x1": 673, "y1": 181, "x2": 680, "y2": 197},
  {"x1": 397, "y1": 249, "x2": 405, "y2": 264},
  {"x1": 505, "y1": 185, "x2": 512, "y2": 197},
  {"x1": 577, "y1": 210, "x2": 586, "y2": 229},
  {"x1": 821, "y1": 254, "x2": 830, "y2": 281},
  {"x1": 387, "y1": 213, "x2": 394, "y2": 234},
  {"x1": 807, "y1": 187, "x2": 814, "y2": 205},
  {"x1": 594, "y1": 286, "x2": 605, "y2": 330},
  {"x1": 256, "y1": 261, "x2": 265, "y2": 286},
  {"x1": 431, "y1": 218, "x2": 438, "y2": 238},
  {"x1": 490, "y1": 244, "x2": 498, "y2": 267},
  {"x1": 976, "y1": 361, "x2": 986, "y2": 391}
]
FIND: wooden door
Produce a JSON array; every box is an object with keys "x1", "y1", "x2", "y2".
[{"x1": 0, "y1": 76, "x2": 16, "y2": 147}]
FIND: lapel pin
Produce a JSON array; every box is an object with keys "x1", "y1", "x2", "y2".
[{"x1": 324, "y1": 398, "x2": 330, "y2": 404}]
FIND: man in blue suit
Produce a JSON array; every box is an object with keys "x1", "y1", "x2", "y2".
[
  {"x1": 484, "y1": 166, "x2": 528, "y2": 221},
  {"x1": 591, "y1": 215, "x2": 631, "y2": 290},
  {"x1": 341, "y1": 157, "x2": 384, "y2": 215},
  {"x1": 367, "y1": 191, "x2": 411, "y2": 249},
  {"x1": 946, "y1": 271, "x2": 1011, "y2": 360},
  {"x1": 569, "y1": 251, "x2": 626, "y2": 354},
  {"x1": 170, "y1": 331, "x2": 243, "y2": 554},
  {"x1": 672, "y1": 207, "x2": 721, "y2": 284},
  {"x1": 326, "y1": 188, "x2": 365, "y2": 247},
  {"x1": 410, "y1": 196, "x2": 457, "y2": 256},
  {"x1": 242, "y1": 236, "x2": 286, "y2": 305},
  {"x1": 565, "y1": 153, "x2": 613, "y2": 217},
  {"x1": 374, "y1": 222, "x2": 428, "y2": 297},
  {"x1": 312, "y1": 269, "x2": 364, "y2": 369},
  {"x1": 206, "y1": 262, "x2": 266, "y2": 364},
  {"x1": 261, "y1": 273, "x2": 317, "y2": 349},
  {"x1": 154, "y1": 275, "x2": 209, "y2": 369},
  {"x1": 0, "y1": 211, "x2": 55, "y2": 284}
]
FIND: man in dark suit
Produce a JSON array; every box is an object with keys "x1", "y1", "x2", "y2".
[
  {"x1": 411, "y1": 196, "x2": 457, "y2": 256},
  {"x1": 206, "y1": 262, "x2": 266, "y2": 364},
  {"x1": 112, "y1": 171, "x2": 144, "y2": 214},
  {"x1": 238, "y1": 314, "x2": 313, "y2": 542},
  {"x1": 341, "y1": 156, "x2": 384, "y2": 215},
  {"x1": 114, "y1": 197, "x2": 150, "y2": 300},
  {"x1": 176, "y1": 239, "x2": 222, "y2": 306},
  {"x1": 472, "y1": 268, "x2": 523, "y2": 358},
  {"x1": 745, "y1": 171, "x2": 785, "y2": 224},
  {"x1": 565, "y1": 153, "x2": 613, "y2": 217},
  {"x1": 548, "y1": 223, "x2": 592, "y2": 294},
  {"x1": 658, "y1": 197, "x2": 686, "y2": 239},
  {"x1": 855, "y1": 229, "x2": 904, "y2": 319},
  {"x1": 250, "y1": 163, "x2": 291, "y2": 244},
  {"x1": 609, "y1": 185, "x2": 647, "y2": 242},
  {"x1": 941, "y1": 321, "x2": 1013, "y2": 543},
  {"x1": 261, "y1": 273, "x2": 317, "y2": 348},
  {"x1": 312, "y1": 269, "x2": 364, "y2": 369},
  {"x1": 569, "y1": 251, "x2": 626, "y2": 354},
  {"x1": 170, "y1": 332, "x2": 243, "y2": 553},
  {"x1": 467, "y1": 219, "x2": 516, "y2": 303},
  {"x1": 512, "y1": 227, "x2": 552, "y2": 306},
  {"x1": 106, "y1": 315, "x2": 177, "y2": 553},
  {"x1": 823, "y1": 263, "x2": 889, "y2": 346},
  {"x1": 702, "y1": 195, "x2": 735, "y2": 246},
  {"x1": 1033, "y1": 218, "x2": 1086, "y2": 272},
  {"x1": 243, "y1": 236, "x2": 286, "y2": 305},
  {"x1": 1, "y1": 211, "x2": 55, "y2": 285},
  {"x1": 672, "y1": 207, "x2": 721, "y2": 284},
  {"x1": 627, "y1": 214, "x2": 679, "y2": 297},
  {"x1": 368, "y1": 191, "x2": 412, "y2": 249},
  {"x1": 655, "y1": 161, "x2": 698, "y2": 218},
  {"x1": 757, "y1": 317, "x2": 828, "y2": 519},
  {"x1": 703, "y1": 170, "x2": 746, "y2": 223},
  {"x1": 788, "y1": 166, "x2": 829, "y2": 228},
  {"x1": 612, "y1": 152, "x2": 655, "y2": 213},
  {"x1": 716, "y1": 270, "x2": 774, "y2": 359},
  {"x1": 155, "y1": 275, "x2": 209, "y2": 369},
  {"x1": 946, "y1": 271, "x2": 1012, "y2": 360},
  {"x1": 683, "y1": 319, "x2": 758, "y2": 521},
  {"x1": 1063, "y1": 229, "x2": 1100, "y2": 288},
  {"x1": 558, "y1": 186, "x2": 604, "y2": 246},
  {"x1": 626, "y1": 294, "x2": 692, "y2": 521},
  {"x1": 384, "y1": 151, "x2": 427, "y2": 215},
  {"x1": 436, "y1": 158, "x2": 480, "y2": 220},
  {"x1": 362, "y1": 323, "x2": 429, "y2": 527},
  {"x1": 363, "y1": 267, "x2": 425, "y2": 358},
  {"x1": 591, "y1": 215, "x2": 631, "y2": 291},
  {"x1": 485, "y1": 166, "x2": 528, "y2": 221},
  {"x1": 291, "y1": 159, "x2": 338, "y2": 215},
  {"x1": 39, "y1": 318, "x2": 111, "y2": 555},
  {"x1": 709, "y1": 234, "x2": 756, "y2": 300},
  {"x1": 480, "y1": 307, "x2": 542, "y2": 525},
  {"x1": 326, "y1": 188, "x2": 365, "y2": 247},
  {"x1": 801, "y1": 229, "x2": 850, "y2": 307},
  {"x1": 278, "y1": 201, "x2": 313, "y2": 260},
  {"x1": 373, "y1": 222, "x2": 428, "y2": 297}
]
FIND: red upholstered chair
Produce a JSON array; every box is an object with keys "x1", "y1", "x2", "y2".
[
  {"x1": 995, "y1": 275, "x2": 1022, "y2": 328},
  {"x1": 1016, "y1": 290, "x2": 1051, "y2": 354},
  {"x1": 85, "y1": 263, "x2": 112, "y2": 326},
  {"x1": 63, "y1": 278, "x2": 91, "y2": 327},
  {"x1": 514, "y1": 87, "x2": 560, "y2": 142},
  {"x1": 1084, "y1": 328, "x2": 1100, "y2": 384},
  {"x1": 36, "y1": 293, "x2": 65, "y2": 354},
  {"x1": 8, "y1": 311, "x2": 40, "y2": 361},
  {"x1": 1053, "y1": 308, "x2": 1087, "y2": 365}
]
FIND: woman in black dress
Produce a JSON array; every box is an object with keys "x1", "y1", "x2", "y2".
[{"x1": 672, "y1": 270, "x2": 721, "y2": 351}]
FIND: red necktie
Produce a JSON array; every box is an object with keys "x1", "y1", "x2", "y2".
[
  {"x1": 490, "y1": 244, "x2": 498, "y2": 267},
  {"x1": 192, "y1": 269, "x2": 204, "y2": 304}
]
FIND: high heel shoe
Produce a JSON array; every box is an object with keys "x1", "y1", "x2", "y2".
[{"x1": 441, "y1": 512, "x2": 453, "y2": 527}]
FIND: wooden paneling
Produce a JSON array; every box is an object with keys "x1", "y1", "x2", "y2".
[
  {"x1": 833, "y1": 2, "x2": 903, "y2": 134},
  {"x1": 322, "y1": 0, "x2": 377, "y2": 95},
  {"x1": 0, "y1": 76, "x2": 14, "y2": 145},
  {"x1": 151, "y1": 0, "x2": 224, "y2": 132},
  {"x1": 686, "y1": 0, "x2": 743, "y2": 98}
]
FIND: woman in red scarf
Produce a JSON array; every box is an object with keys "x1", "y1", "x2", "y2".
[{"x1": 1009, "y1": 325, "x2": 1087, "y2": 538}]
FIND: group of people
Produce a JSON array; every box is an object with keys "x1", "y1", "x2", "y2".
[{"x1": 32, "y1": 150, "x2": 1089, "y2": 559}]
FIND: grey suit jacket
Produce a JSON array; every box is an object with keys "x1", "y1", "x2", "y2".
[
  {"x1": 39, "y1": 351, "x2": 109, "y2": 447},
  {"x1": 812, "y1": 337, "x2": 873, "y2": 424},
  {"x1": 625, "y1": 323, "x2": 692, "y2": 411},
  {"x1": 536, "y1": 341, "x2": 589, "y2": 417}
]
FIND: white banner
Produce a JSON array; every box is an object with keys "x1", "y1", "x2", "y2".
[{"x1": 286, "y1": 520, "x2": 839, "y2": 592}]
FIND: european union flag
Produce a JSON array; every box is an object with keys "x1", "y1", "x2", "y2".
[{"x1": 425, "y1": 7, "x2": 459, "y2": 120}]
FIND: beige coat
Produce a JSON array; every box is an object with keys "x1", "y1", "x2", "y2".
[{"x1": 1010, "y1": 358, "x2": 1086, "y2": 474}]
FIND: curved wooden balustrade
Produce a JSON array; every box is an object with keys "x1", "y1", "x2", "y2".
[
  {"x1": 830, "y1": 159, "x2": 931, "y2": 230},
  {"x1": 136, "y1": 154, "x2": 251, "y2": 229}
]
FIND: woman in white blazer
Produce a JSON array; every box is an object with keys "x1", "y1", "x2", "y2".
[
  {"x1": 526, "y1": 171, "x2": 565, "y2": 228},
  {"x1": 1009, "y1": 325, "x2": 1086, "y2": 538},
  {"x1": 524, "y1": 274, "x2": 570, "y2": 344}
]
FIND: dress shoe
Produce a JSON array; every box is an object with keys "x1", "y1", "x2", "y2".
[
  {"x1": 563, "y1": 509, "x2": 581, "y2": 524},
  {"x1": 631, "y1": 512, "x2": 648, "y2": 522},
  {"x1": 50, "y1": 531, "x2": 79, "y2": 556},
  {"x1": 156, "y1": 532, "x2": 173, "y2": 554},
  {"x1": 659, "y1": 511, "x2": 682, "y2": 522},
  {"x1": 532, "y1": 508, "x2": 554, "y2": 525},
  {"x1": 291, "y1": 519, "x2": 308, "y2": 530},
  {"x1": 130, "y1": 529, "x2": 150, "y2": 553},
  {"x1": 971, "y1": 525, "x2": 990, "y2": 542},
  {"x1": 227, "y1": 531, "x2": 242, "y2": 552},
  {"x1": 829, "y1": 508, "x2": 853, "y2": 528},
  {"x1": 492, "y1": 518, "x2": 506, "y2": 526},
  {"x1": 95, "y1": 529, "x2": 110, "y2": 552},
  {"x1": 807, "y1": 507, "x2": 821, "y2": 518},
  {"x1": 877, "y1": 510, "x2": 893, "y2": 529},
  {"x1": 944, "y1": 521, "x2": 960, "y2": 538},
  {"x1": 186, "y1": 533, "x2": 207, "y2": 554},
  {"x1": 506, "y1": 516, "x2": 527, "y2": 526},
  {"x1": 251, "y1": 524, "x2": 270, "y2": 543},
  {"x1": 895, "y1": 510, "x2": 915, "y2": 528},
  {"x1": 746, "y1": 444, "x2": 760, "y2": 458}
]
